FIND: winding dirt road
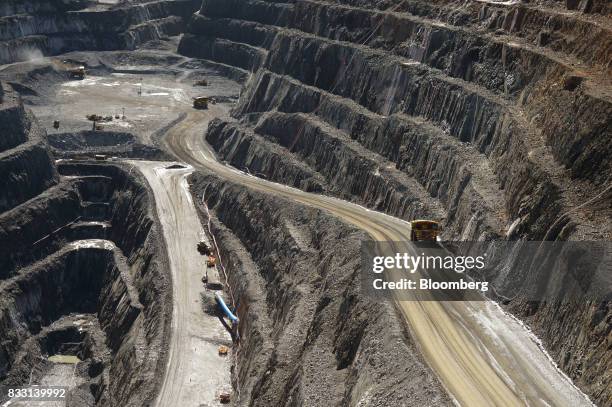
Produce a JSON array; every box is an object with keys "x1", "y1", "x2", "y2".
[{"x1": 160, "y1": 107, "x2": 593, "y2": 407}]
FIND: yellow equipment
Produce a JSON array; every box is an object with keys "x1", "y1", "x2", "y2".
[
  {"x1": 193, "y1": 96, "x2": 208, "y2": 109},
  {"x1": 207, "y1": 255, "x2": 216, "y2": 267},
  {"x1": 410, "y1": 220, "x2": 441, "y2": 241}
]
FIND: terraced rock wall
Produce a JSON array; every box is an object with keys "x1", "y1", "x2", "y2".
[
  {"x1": 181, "y1": 0, "x2": 612, "y2": 403},
  {"x1": 0, "y1": 0, "x2": 200, "y2": 64},
  {"x1": 183, "y1": 0, "x2": 611, "y2": 239},
  {"x1": 0, "y1": 0, "x2": 89, "y2": 16},
  {"x1": 0, "y1": 84, "x2": 58, "y2": 213},
  {"x1": 0, "y1": 84, "x2": 172, "y2": 407}
]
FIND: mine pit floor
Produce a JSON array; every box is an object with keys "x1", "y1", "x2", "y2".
[{"x1": 4, "y1": 49, "x2": 240, "y2": 146}]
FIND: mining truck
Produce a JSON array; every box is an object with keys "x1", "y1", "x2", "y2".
[
  {"x1": 410, "y1": 220, "x2": 441, "y2": 242},
  {"x1": 68, "y1": 66, "x2": 86, "y2": 80},
  {"x1": 193, "y1": 96, "x2": 208, "y2": 109},
  {"x1": 197, "y1": 241, "x2": 211, "y2": 255}
]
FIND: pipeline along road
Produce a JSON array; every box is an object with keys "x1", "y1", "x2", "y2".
[{"x1": 130, "y1": 159, "x2": 232, "y2": 407}]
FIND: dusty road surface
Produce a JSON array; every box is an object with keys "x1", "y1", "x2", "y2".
[
  {"x1": 163, "y1": 109, "x2": 594, "y2": 407},
  {"x1": 129, "y1": 160, "x2": 232, "y2": 407}
]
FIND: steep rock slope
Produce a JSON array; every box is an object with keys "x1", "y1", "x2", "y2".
[
  {"x1": 0, "y1": 0, "x2": 200, "y2": 64},
  {"x1": 190, "y1": 171, "x2": 452, "y2": 406},
  {"x1": 0, "y1": 84, "x2": 172, "y2": 406},
  {"x1": 181, "y1": 0, "x2": 612, "y2": 241},
  {"x1": 180, "y1": 0, "x2": 611, "y2": 404},
  {"x1": 0, "y1": 83, "x2": 58, "y2": 212}
]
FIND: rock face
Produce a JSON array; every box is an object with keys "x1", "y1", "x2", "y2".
[
  {"x1": 0, "y1": 84, "x2": 172, "y2": 407},
  {"x1": 0, "y1": 0, "x2": 200, "y2": 64},
  {"x1": 47, "y1": 130, "x2": 171, "y2": 160},
  {"x1": 190, "y1": 171, "x2": 452, "y2": 406},
  {"x1": 0, "y1": 84, "x2": 58, "y2": 212},
  {"x1": 181, "y1": 0, "x2": 611, "y2": 404}
]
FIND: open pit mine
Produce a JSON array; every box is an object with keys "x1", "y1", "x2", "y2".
[{"x1": 0, "y1": 0, "x2": 610, "y2": 406}]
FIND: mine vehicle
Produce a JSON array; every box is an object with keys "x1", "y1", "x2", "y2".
[
  {"x1": 68, "y1": 66, "x2": 86, "y2": 80},
  {"x1": 53, "y1": 120, "x2": 60, "y2": 129},
  {"x1": 197, "y1": 241, "x2": 211, "y2": 255},
  {"x1": 219, "y1": 392, "x2": 231, "y2": 403},
  {"x1": 194, "y1": 79, "x2": 208, "y2": 86},
  {"x1": 207, "y1": 255, "x2": 216, "y2": 268},
  {"x1": 410, "y1": 220, "x2": 441, "y2": 241},
  {"x1": 193, "y1": 96, "x2": 208, "y2": 109}
]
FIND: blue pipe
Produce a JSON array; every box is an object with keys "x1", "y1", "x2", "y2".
[{"x1": 215, "y1": 292, "x2": 239, "y2": 323}]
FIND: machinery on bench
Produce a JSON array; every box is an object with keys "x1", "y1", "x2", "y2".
[
  {"x1": 197, "y1": 240, "x2": 222, "y2": 290},
  {"x1": 197, "y1": 240, "x2": 240, "y2": 345}
]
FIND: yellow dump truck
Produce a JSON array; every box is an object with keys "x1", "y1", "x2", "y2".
[
  {"x1": 410, "y1": 220, "x2": 441, "y2": 241},
  {"x1": 193, "y1": 96, "x2": 208, "y2": 109}
]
